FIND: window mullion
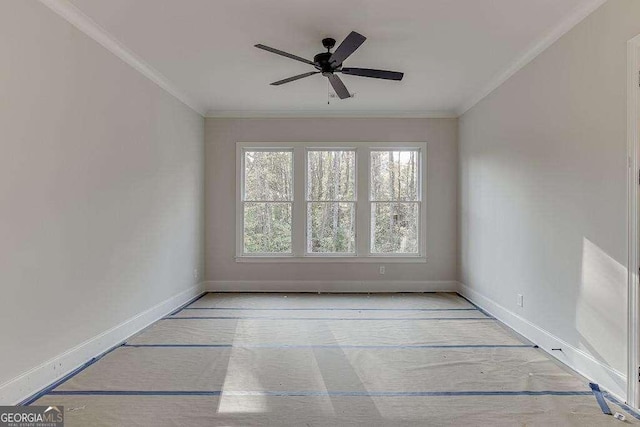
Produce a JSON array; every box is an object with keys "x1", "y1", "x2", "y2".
[
  {"x1": 292, "y1": 146, "x2": 306, "y2": 257},
  {"x1": 236, "y1": 146, "x2": 244, "y2": 257},
  {"x1": 356, "y1": 146, "x2": 369, "y2": 256}
]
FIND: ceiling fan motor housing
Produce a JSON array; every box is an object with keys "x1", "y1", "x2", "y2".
[
  {"x1": 314, "y1": 52, "x2": 336, "y2": 74},
  {"x1": 317, "y1": 38, "x2": 339, "y2": 74}
]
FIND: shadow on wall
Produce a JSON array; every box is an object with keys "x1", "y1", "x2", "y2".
[{"x1": 576, "y1": 237, "x2": 627, "y2": 375}]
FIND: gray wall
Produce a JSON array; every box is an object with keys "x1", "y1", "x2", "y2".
[
  {"x1": 0, "y1": 2, "x2": 204, "y2": 388},
  {"x1": 205, "y1": 118, "x2": 458, "y2": 286},
  {"x1": 459, "y1": 0, "x2": 640, "y2": 376}
]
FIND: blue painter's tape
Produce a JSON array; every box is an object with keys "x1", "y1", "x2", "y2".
[
  {"x1": 45, "y1": 389, "x2": 592, "y2": 397},
  {"x1": 183, "y1": 307, "x2": 478, "y2": 312},
  {"x1": 603, "y1": 391, "x2": 640, "y2": 420},
  {"x1": 168, "y1": 292, "x2": 210, "y2": 316},
  {"x1": 589, "y1": 383, "x2": 612, "y2": 415},
  {"x1": 124, "y1": 344, "x2": 233, "y2": 348},
  {"x1": 225, "y1": 390, "x2": 594, "y2": 397},
  {"x1": 48, "y1": 390, "x2": 222, "y2": 396},
  {"x1": 455, "y1": 293, "x2": 495, "y2": 319},
  {"x1": 162, "y1": 316, "x2": 493, "y2": 321},
  {"x1": 122, "y1": 343, "x2": 534, "y2": 349},
  {"x1": 22, "y1": 293, "x2": 214, "y2": 405},
  {"x1": 20, "y1": 342, "x2": 125, "y2": 406}
]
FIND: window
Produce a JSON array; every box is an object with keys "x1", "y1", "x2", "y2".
[
  {"x1": 241, "y1": 150, "x2": 293, "y2": 254},
  {"x1": 307, "y1": 150, "x2": 356, "y2": 254},
  {"x1": 237, "y1": 142, "x2": 426, "y2": 262},
  {"x1": 370, "y1": 150, "x2": 420, "y2": 255}
]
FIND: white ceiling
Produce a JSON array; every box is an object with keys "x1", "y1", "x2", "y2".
[{"x1": 64, "y1": 0, "x2": 599, "y2": 116}]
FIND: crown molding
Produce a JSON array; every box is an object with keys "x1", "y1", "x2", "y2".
[
  {"x1": 205, "y1": 109, "x2": 458, "y2": 119},
  {"x1": 38, "y1": 0, "x2": 205, "y2": 116},
  {"x1": 456, "y1": 0, "x2": 608, "y2": 116}
]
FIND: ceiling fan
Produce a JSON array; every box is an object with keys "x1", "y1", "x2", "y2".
[{"x1": 255, "y1": 31, "x2": 404, "y2": 100}]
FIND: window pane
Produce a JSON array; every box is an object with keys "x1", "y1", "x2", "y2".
[
  {"x1": 371, "y1": 203, "x2": 419, "y2": 254},
  {"x1": 307, "y1": 150, "x2": 355, "y2": 201},
  {"x1": 243, "y1": 202, "x2": 292, "y2": 253},
  {"x1": 370, "y1": 150, "x2": 419, "y2": 201},
  {"x1": 244, "y1": 151, "x2": 292, "y2": 201},
  {"x1": 307, "y1": 202, "x2": 355, "y2": 253}
]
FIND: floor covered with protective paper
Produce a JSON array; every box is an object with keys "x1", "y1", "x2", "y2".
[{"x1": 29, "y1": 292, "x2": 638, "y2": 426}]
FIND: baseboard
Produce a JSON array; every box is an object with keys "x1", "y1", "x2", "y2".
[
  {"x1": 204, "y1": 280, "x2": 459, "y2": 293},
  {"x1": 1, "y1": 283, "x2": 205, "y2": 405},
  {"x1": 458, "y1": 282, "x2": 627, "y2": 401}
]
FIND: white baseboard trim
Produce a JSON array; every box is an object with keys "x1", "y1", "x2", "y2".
[
  {"x1": 1, "y1": 283, "x2": 204, "y2": 405},
  {"x1": 458, "y1": 282, "x2": 627, "y2": 401},
  {"x1": 204, "y1": 280, "x2": 459, "y2": 293}
]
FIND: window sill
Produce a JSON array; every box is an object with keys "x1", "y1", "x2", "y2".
[{"x1": 235, "y1": 256, "x2": 427, "y2": 263}]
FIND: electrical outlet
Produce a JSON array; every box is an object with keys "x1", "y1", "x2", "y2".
[
  {"x1": 517, "y1": 294, "x2": 523, "y2": 307},
  {"x1": 193, "y1": 268, "x2": 199, "y2": 280},
  {"x1": 379, "y1": 265, "x2": 385, "y2": 275}
]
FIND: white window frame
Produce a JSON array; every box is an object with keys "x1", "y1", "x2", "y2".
[{"x1": 236, "y1": 141, "x2": 427, "y2": 263}]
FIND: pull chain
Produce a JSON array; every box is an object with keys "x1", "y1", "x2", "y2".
[{"x1": 327, "y1": 79, "x2": 330, "y2": 105}]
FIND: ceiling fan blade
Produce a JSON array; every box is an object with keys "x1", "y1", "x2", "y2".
[
  {"x1": 271, "y1": 71, "x2": 320, "y2": 86},
  {"x1": 329, "y1": 31, "x2": 366, "y2": 67},
  {"x1": 328, "y1": 74, "x2": 351, "y2": 99},
  {"x1": 255, "y1": 44, "x2": 316, "y2": 66},
  {"x1": 341, "y1": 67, "x2": 404, "y2": 81}
]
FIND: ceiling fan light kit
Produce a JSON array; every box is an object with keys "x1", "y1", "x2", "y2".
[{"x1": 255, "y1": 31, "x2": 404, "y2": 100}]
